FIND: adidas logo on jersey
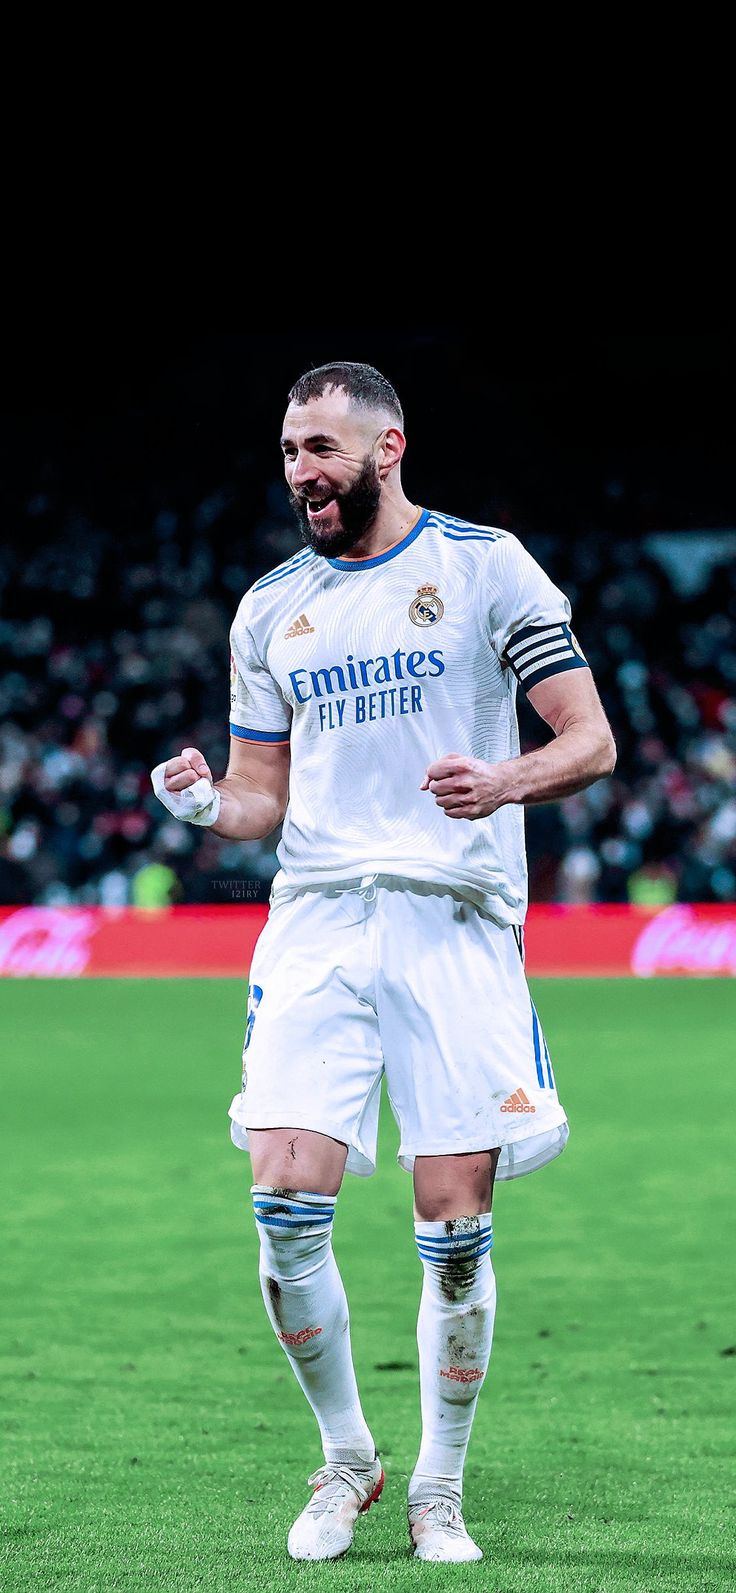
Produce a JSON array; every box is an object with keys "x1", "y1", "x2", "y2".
[
  {"x1": 284, "y1": 613, "x2": 315, "y2": 638},
  {"x1": 500, "y1": 1087, "x2": 536, "y2": 1113}
]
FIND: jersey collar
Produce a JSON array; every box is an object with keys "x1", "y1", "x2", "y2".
[{"x1": 325, "y1": 507, "x2": 429, "y2": 571}]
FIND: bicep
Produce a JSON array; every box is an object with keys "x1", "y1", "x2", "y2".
[
  {"x1": 526, "y1": 667, "x2": 611, "y2": 738},
  {"x1": 226, "y1": 735, "x2": 291, "y2": 809}
]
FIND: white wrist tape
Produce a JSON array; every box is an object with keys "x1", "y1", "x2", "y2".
[{"x1": 151, "y1": 763, "x2": 221, "y2": 827}]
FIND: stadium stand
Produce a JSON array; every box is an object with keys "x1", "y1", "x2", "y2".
[{"x1": 2, "y1": 497, "x2": 734, "y2": 908}]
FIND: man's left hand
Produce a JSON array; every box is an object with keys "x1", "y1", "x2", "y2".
[{"x1": 421, "y1": 754, "x2": 513, "y2": 820}]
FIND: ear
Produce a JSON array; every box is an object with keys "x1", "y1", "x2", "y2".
[{"x1": 377, "y1": 425, "x2": 406, "y2": 479}]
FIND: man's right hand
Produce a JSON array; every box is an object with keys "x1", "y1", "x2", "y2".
[{"x1": 151, "y1": 746, "x2": 222, "y2": 826}]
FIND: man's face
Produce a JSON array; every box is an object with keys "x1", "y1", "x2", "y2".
[{"x1": 281, "y1": 390, "x2": 385, "y2": 557}]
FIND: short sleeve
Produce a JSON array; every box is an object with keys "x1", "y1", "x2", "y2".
[
  {"x1": 487, "y1": 533, "x2": 589, "y2": 692},
  {"x1": 229, "y1": 609, "x2": 291, "y2": 745}
]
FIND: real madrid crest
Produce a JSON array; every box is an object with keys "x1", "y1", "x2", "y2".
[{"x1": 409, "y1": 583, "x2": 444, "y2": 627}]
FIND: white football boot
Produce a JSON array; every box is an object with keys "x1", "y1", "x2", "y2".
[
  {"x1": 287, "y1": 1456, "x2": 384, "y2": 1560},
  {"x1": 408, "y1": 1497, "x2": 483, "y2": 1561}
]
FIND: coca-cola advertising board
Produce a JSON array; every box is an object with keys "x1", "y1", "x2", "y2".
[{"x1": 1, "y1": 904, "x2": 735, "y2": 978}]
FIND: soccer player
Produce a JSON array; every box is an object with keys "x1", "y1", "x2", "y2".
[{"x1": 152, "y1": 362, "x2": 616, "y2": 1564}]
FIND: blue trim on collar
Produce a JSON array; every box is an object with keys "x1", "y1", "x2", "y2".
[{"x1": 326, "y1": 509, "x2": 429, "y2": 571}]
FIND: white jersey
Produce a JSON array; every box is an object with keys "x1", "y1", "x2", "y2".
[{"x1": 229, "y1": 507, "x2": 588, "y2": 925}]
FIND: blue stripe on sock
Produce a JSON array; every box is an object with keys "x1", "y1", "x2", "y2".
[
  {"x1": 416, "y1": 1231, "x2": 493, "y2": 1252},
  {"x1": 415, "y1": 1242, "x2": 491, "y2": 1259},
  {"x1": 414, "y1": 1228, "x2": 492, "y2": 1247},
  {"x1": 254, "y1": 1212, "x2": 333, "y2": 1229},
  {"x1": 253, "y1": 1206, "x2": 334, "y2": 1218},
  {"x1": 416, "y1": 1237, "x2": 494, "y2": 1264},
  {"x1": 252, "y1": 1200, "x2": 335, "y2": 1216},
  {"x1": 416, "y1": 1235, "x2": 494, "y2": 1259}
]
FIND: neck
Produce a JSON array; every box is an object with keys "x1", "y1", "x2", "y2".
[{"x1": 337, "y1": 491, "x2": 420, "y2": 561}]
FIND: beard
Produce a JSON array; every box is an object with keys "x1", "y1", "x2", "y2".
[{"x1": 289, "y1": 455, "x2": 382, "y2": 557}]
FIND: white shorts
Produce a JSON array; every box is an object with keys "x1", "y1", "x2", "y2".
[{"x1": 228, "y1": 876, "x2": 569, "y2": 1180}]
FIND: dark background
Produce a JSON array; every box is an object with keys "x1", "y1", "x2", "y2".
[{"x1": 1, "y1": 327, "x2": 734, "y2": 907}]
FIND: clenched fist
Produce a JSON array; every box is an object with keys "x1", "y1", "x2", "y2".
[
  {"x1": 151, "y1": 746, "x2": 221, "y2": 827},
  {"x1": 421, "y1": 753, "x2": 512, "y2": 820}
]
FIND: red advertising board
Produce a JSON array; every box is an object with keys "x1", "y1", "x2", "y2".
[
  {"x1": 524, "y1": 904, "x2": 736, "y2": 976},
  {"x1": 0, "y1": 905, "x2": 267, "y2": 977},
  {"x1": 0, "y1": 903, "x2": 735, "y2": 978}
]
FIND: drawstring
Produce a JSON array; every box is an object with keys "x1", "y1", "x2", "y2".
[{"x1": 335, "y1": 874, "x2": 378, "y2": 903}]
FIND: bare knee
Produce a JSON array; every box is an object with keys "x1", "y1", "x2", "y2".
[
  {"x1": 413, "y1": 1149, "x2": 500, "y2": 1220},
  {"x1": 248, "y1": 1127, "x2": 348, "y2": 1195}
]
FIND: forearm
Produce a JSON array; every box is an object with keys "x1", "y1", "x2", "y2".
[
  {"x1": 210, "y1": 774, "x2": 286, "y2": 840},
  {"x1": 423, "y1": 714, "x2": 616, "y2": 822},
  {"x1": 495, "y1": 721, "x2": 616, "y2": 806}
]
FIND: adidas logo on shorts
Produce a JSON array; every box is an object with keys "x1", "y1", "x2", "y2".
[{"x1": 500, "y1": 1087, "x2": 536, "y2": 1113}]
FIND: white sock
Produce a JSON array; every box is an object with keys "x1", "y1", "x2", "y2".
[
  {"x1": 410, "y1": 1213, "x2": 496, "y2": 1505},
  {"x1": 252, "y1": 1185, "x2": 375, "y2": 1465}
]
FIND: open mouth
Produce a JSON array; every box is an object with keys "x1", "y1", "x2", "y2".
[{"x1": 306, "y1": 496, "x2": 335, "y2": 520}]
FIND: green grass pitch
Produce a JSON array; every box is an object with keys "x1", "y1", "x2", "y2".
[{"x1": 1, "y1": 977, "x2": 735, "y2": 1592}]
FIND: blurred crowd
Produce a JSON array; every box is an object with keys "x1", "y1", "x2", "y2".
[{"x1": 1, "y1": 495, "x2": 735, "y2": 909}]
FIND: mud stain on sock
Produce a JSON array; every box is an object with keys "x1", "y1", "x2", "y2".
[
  {"x1": 265, "y1": 1277, "x2": 282, "y2": 1321},
  {"x1": 439, "y1": 1217, "x2": 481, "y2": 1303}
]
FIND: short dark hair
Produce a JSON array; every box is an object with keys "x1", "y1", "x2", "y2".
[{"x1": 287, "y1": 361, "x2": 404, "y2": 428}]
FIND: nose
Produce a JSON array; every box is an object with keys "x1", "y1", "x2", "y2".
[{"x1": 289, "y1": 450, "x2": 321, "y2": 490}]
